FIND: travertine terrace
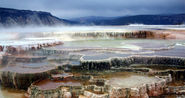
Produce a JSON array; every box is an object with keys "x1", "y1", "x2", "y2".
[{"x1": 0, "y1": 26, "x2": 185, "y2": 98}]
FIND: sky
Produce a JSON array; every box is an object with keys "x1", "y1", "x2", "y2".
[{"x1": 0, "y1": 0, "x2": 185, "y2": 19}]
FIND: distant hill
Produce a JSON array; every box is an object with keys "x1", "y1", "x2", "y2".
[
  {"x1": 0, "y1": 7, "x2": 72, "y2": 27},
  {"x1": 70, "y1": 16, "x2": 117, "y2": 25},
  {"x1": 1, "y1": 7, "x2": 184, "y2": 26},
  {"x1": 71, "y1": 14, "x2": 185, "y2": 25}
]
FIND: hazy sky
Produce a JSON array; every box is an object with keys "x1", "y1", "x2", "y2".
[{"x1": 0, "y1": 0, "x2": 185, "y2": 18}]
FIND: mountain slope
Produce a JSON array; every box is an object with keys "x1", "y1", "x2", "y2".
[
  {"x1": 1, "y1": 7, "x2": 184, "y2": 26},
  {"x1": 70, "y1": 16, "x2": 116, "y2": 25},
  {"x1": 0, "y1": 7, "x2": 70, "y2": 26},
  {"x1": 72, "y1": 14, "x2": 185, "y2": 25}
]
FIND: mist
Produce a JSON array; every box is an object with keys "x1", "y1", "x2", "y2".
[
  {"x1": 1, "y1": 25, "x2": 185, "y2": 33},
  {"x1": 0, "y1": 25, "x2": 185, "y2": 41}
]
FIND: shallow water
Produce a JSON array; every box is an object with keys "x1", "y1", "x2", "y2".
[
  {"x1": 34, "y1": 79, "x2": 81, "y2": 90},
  {"x1": 45, "y1": 38, "x2": 185, "y2": 61},
  {"x1": 108, "y1": 75, "x2": 159, "y2": 88},
  {"x1": 51, "y1": 39, "x2": 175, "y2": 50},
  {"x1": 0, "y1": 87, "x2": 25, "y2": 98}
]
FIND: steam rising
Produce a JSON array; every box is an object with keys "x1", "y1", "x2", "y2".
[{"x1": 0, "y1": 25, "x2": 185, "y2": 41}]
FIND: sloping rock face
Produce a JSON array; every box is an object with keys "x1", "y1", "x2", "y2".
[
  {"x1": 0, "y1": 55, "x2": 57, "y2": 89},
  {"x1": 80, "y1": 56, "x2": 185, "y2": 70},
  {"x1": 0, "y1": 40, "x2": 63, "y2": 54},
  {"x1": 1, "y1": 55, "x2": 47, "y2": 65},
  {"x1": 0, "y1": 7, "x2": 69, "y2": 26},
  {"x1": 0, "y1": 65, "x2": 57, "y2": 89},
  {"x1": 0, "y1": 38, "x2": 64, "y2": 90},
  {"x1": 72, "y1": 31, "x2": 168, "y2": 39},
  {"x1": 154, "y1": 70, "x2": 185, "y2": 81}
]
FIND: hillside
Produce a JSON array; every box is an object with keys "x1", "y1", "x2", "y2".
[
  {"x1": 0, "y1": 7, "x2": 70, "y2": 26},
  {"x1": 72, "y1": 14, "x2": 185, "y2": 25}
]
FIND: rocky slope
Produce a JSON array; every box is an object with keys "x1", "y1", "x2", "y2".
[
  {"x1": 0, "y1": 7, "x2": 71, "y2": 26},
  {"x1": 1, "y1": 7, "x2": 184, "y2": 26},
  {"x1": 72, "y1": 14, "x2": 185, "y2": 25}
]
